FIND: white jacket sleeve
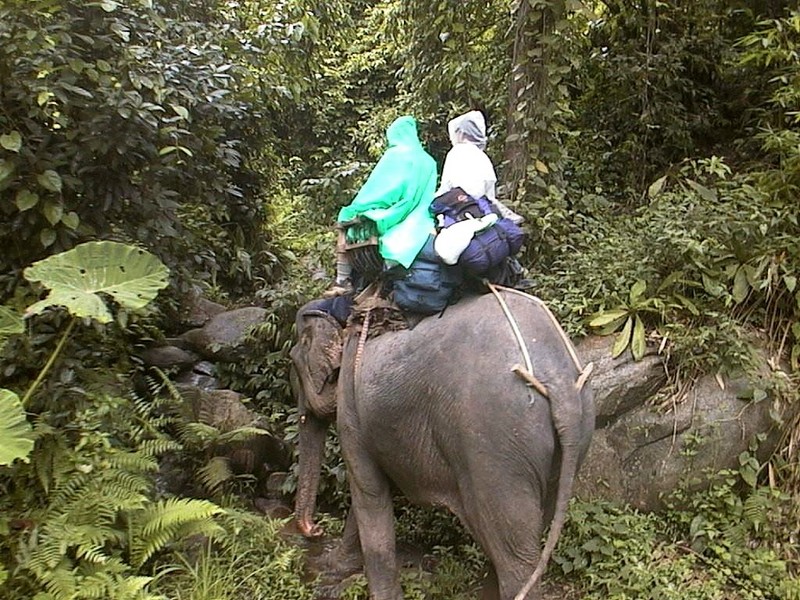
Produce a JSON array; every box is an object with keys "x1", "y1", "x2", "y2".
[
  {"x1": 485, "y1": 165, "x2": 497, "y2": 202},
  {"x1": 434, "y1": 148, "x2": 457, "y2": 197}
]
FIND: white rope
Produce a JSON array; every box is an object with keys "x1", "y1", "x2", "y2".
[
  {"x1": 491, "y1": 285, "x2": 584, "y2": 372},
  {"x1": 486, "y1": 282, "x2": 538, "y2": 402}
]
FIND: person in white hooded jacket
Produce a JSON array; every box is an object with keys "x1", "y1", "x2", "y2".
[{"x1": 435, "y1": 110, "x2": 523, "y2": 224}]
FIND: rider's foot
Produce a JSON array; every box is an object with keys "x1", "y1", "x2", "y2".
[
  {"x1": 322, "y1": 280, "x2": 354, "y2": 298},
  {"x1": 514, "y1": 278, "x2": 535, "y2": 291}
]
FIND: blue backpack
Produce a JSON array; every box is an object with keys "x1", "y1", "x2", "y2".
[
  {"x1": 457, "y1": 217, "x2": 526, "y2": 275},
  {"x1": 431, "y1": 188, "x2": 498, "y2": 227},
  {"x1": 392, "y1": 236, "x2": 462, "y2": 315},
  {"x1": 431, "y1": 188, "x2": 526, "y2": 276}
]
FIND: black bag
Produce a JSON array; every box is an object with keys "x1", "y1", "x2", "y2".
[
  {"x1": 431, "y1": 187, "x2": 498, "y2": 228},
  {"x1": 485, "y1": 256, "x2": 526, "y2": 287},
  {"x1": 393, "y1": 236, "x2": 462, "y2": 315}
]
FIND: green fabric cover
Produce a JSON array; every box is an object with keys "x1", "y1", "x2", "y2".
[{"x1": 337, "y1": 115, "x2": 437, "y2": 268}]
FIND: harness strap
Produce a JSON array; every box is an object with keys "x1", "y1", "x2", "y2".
[
  {"x1": 489, "y1": 284, "x2": 584, "y2": 372},
  {"x1": 488, "y1": 283, "x2": 595, "y2": 396},
  {"x1": 486, "y1": 282, "x2": 538, "y2": 403},
  {"x1": 354, "y1": 308, "x2": 372, "y2": 381}
]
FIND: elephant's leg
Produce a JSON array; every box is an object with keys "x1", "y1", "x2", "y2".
[
  {"x1": 321, "y1": 507, "x2": 363, "y2": 575},
  {"x1": 342, "y1": 443, "x2": 402, "y2": 600},
  {"x1": 352, "y1": 477, "x2": 401, "y2": 599},
  {"x1": 462, "y1": 483, "x2": 546, "y2": 600}
]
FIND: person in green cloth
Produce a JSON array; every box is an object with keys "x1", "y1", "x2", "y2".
[{"x1": 326, "y1": 115, "x2": 438, "y2": 296}]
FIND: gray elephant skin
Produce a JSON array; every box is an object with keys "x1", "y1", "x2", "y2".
[{"x1": 290, "y1": 290, "x2": 595, "y2": 600}]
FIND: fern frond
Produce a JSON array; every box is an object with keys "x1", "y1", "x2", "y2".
[
  {"x1": 40, "y1": 519, "x2": 113, "y2": 555},
  {"x1": 41, "y1": 560, "x2": 77, "y2": 600},
  {"x1": 742, "y1": 488, "x2": 771, "y2": 533},
  {"x1": 175, "y1": 421, "x2": 221, "y2": 447},
  {"x1": 69, "y1": 559, "x2": 158, "y2": 600},
  {"x1": 60, "y1": 473, "x2": 150, "y2": 520},
  {"x1": 129, "y1": 388, "x2": 179, "y2": 431},
  {"x1": 172, "y1": 518, "x2": 225, "y2": 544},
  {"x1": 130, "y1": 519, "x2": 223, "y2": 569},
  {"x1": 79, "y1": 571, "x2": 115, "y2": 598},
  {"x1": 130, "y1": 393, "x2": 155, "y2": 419},
  {"x1": 23, "y1": 530, "x2": 64, "y2": 575},
  {"x1": 95, "y1": 472, "x2": 152, "y2": 503},
  {"x1": 106, "y1": 451, "x2": 159, "y2": 473},
  {"x1": 48, "y1": 471, "x2": 91, "y2": 513},
  {"x1": 81, "y1": 556, "x2": 129, "y2": 577},
  {"x1": 33, "y1": 434, "x2": 72, "y2": 496},
  {"x1": 128, "y1": 498, "x2": 223, "y2": 567},
  {"x1": 217, "y1": 426, "x2": 269, "y2": 445},
  {"x1": 198, "y1": 456, "x2": 233, "y2": 493},
  {"x1": 113, "y1": 574, "x2": 157, "y2": 598},
  {"x1": 150, "y1": 368, "x2": 185, "y2": 403},
  {"x1": 138, "y1": 498, "x2": 223, "y2": 538},
  {"x1": 75, "y1": 543, "x2": 111, "y2": 565},
  {"x1": 137, "y1": 438, "x2": 182, "y2": 457},
  {"x1": 722, "y1": 521, "x2": 748, "y2": 548}
]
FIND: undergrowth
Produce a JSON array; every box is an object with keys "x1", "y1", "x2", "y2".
[
  {"x1": 551, "y1": 477, "x2": 800, "y2": 600},
  {"x1": 151, "y1": 509, "x2": 314, "y2": 600}
]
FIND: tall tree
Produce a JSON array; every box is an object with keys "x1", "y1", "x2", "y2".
[{"x1": 503, "y1": 0, "x2": 570, "y2": 202}]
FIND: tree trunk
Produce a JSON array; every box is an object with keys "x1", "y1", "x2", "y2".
[{"x1": 502, "y1": 0, "x2": 566, "y2": 203}]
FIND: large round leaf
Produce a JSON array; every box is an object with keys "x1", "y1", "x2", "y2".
[
  {"x1": 0, "y1": 306, "x2": 24, "y2": 350},
  {"x1": 24, "y1": 241, "x2": 170, "y2": 324},
  {"x1": 0, "y1": 389, "x2": 34, "y2": 466}
]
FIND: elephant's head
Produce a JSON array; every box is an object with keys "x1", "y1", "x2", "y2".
[
  {"x1": 290, "y1": 307, "x2": 343, "y2": 537},
  {"x1": 290, "y1": 309, "x2": 343, "y2": 419}
]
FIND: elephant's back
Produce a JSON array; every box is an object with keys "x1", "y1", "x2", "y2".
[
  {"x1": 364, "y1": 291, "x2": 577, "y2": 385},
  {"x1": 356, "y1": 290, "x2": 573, "y2": 466}
]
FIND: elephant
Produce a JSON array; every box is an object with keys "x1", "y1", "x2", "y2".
[{"x1": 290, "y1": 287, "x2": 595, "y2": 600}]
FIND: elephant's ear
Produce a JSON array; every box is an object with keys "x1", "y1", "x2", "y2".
[
  {"x1": 304, "y1": 316, "x2": 344, "y2": 394},
  {"x1": 291, "y1": 314, "x2": 343, "y2": 417}
]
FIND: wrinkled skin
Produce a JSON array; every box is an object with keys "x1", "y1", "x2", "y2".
[
  {"x1": 291, "y1": 291, "x2": 594, "y2": 600},
  {"x1": 289, "y1": 308, "x2": 342, "y2": 537}
]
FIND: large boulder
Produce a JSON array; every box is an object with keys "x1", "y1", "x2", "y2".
[
  {"x1": 179, "y1": 306, "x2": 268, "y2": 361},
  {"x1": 177, "y1": 386, "x2": 292, "y2": 475},
  {"x1": 139, "y1": 345, "x2": 199, "y2": 369},
  {"x1": 574, "y1": 335, "x2": 787, "y2": 511},
  {"x1": 181, "y1": 289, "x2": 227, "y2": 328}
]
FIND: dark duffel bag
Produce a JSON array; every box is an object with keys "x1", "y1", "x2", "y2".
[
  {"x1": 458, "y1": 218, "x2": 526, "y2": 275},
  {"x1": 393, "y1": 236, "x2": 462, "y2": 315}
]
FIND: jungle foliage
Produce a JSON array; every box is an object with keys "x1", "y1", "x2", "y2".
[{"x1": 1, "y1": 0, "x2": 800, "y2": 598}]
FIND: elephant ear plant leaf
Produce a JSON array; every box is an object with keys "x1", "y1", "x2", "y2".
[
  {"x1": 0, "y1": 308, "x2": 33, "y2": 465},
  {"x1": 0, "y1": 389, "x2": 34, "y2": 466},
  {"x1": 19, "y1": 241, "x2": 169, "y2": 407},
  {"x1": 24, "y1": 240, "x2": 170, "y2": 323},
  {"x1": 0, "y1": 305, "x2": 24, "y2": 341}
]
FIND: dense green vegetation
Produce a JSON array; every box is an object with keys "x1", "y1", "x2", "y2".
[{"x1": 1, "y1": 0, "x2": 799, "y2": 598}]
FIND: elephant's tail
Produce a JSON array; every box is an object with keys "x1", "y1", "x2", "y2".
[
  {"x1": 513, "y1": 375, "x2": 593, "y2": 600},
  {"x1": 487, "y1": 283, "x2": 594, "y2": 600}
]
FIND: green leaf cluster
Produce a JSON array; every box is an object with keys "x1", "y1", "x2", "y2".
[
  {"x1": 152, "y1": 509, "x2": 314, "y2": 600},
  {"x1": 0, "y1": 0, "x2": 304, "y2": 296},
  {"x1": 0, "y1": 389, "x2": 222, "y2": 600},
  {"x1": 553, "y1": 488, "x2": 800, "y2": 600},
  {"x1": 0, "y1": 241, "x2": 217, "y2": 599}
]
